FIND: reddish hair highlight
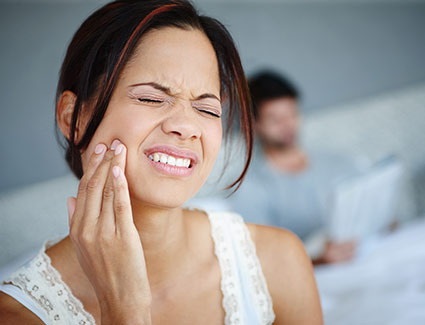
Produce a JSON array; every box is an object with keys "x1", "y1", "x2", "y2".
[{"x1": 105, "y1": 4, "x2": 178, "y2": 93}]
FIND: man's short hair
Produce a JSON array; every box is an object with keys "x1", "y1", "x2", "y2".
[{"x1": 248, "y1": 71, "x2": 299, "y2": 119}]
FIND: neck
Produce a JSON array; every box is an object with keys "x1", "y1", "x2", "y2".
[
  {"x1": 264, "y1": 143, "x2": 298, "y2": 156},
  {"x1": 263, "y1": 144, "x2": 308, "y2": 173},
  {"x1": 130, "y1": 200, "x2": 187, "y2": 285},
  {"x1": 131, "y1": 202, "x2": 185, "y2": 258},
  {"x1": 62, "y1": 200, "x2": 190, "y2": 295}
]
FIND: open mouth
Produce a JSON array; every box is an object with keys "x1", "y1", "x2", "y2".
[
  {"x1": 144, "y1": 145, "x2": 198, "y2": 177},
  {"x1": 148, "y1": 152, "x2": 193, "y2": 169}
]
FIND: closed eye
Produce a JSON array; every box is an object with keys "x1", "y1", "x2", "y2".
[
  {"x1": 138, "y1": 98, "x2": 163, "y2": 104},
  {"x1": 197, "y1": 108, "x2": 221, "y2": 118}
]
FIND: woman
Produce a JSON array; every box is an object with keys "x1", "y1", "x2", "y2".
[{"x1": 0, "y1": 1, "x2": 323, "y2": 324}]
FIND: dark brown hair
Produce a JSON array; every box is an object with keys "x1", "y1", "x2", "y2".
[
  {"x1": 248, "y1": 70, "x2": 299, "y2": 120},
  {"x1": 55, "y1": 0, "x2": 253, "y2": 191}
]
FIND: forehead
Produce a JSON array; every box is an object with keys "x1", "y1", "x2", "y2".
[
  {"x1": 119, "y1": 26, "x2": 220, "y2": 97},
  {"x1": 260, "y1": 97, "x2": 298, "y2": 117}
]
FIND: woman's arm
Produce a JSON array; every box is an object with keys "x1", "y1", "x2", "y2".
[
  {"x1": 252, "y1": 225, "x2": 324, "y2": 325},
  {"x1": 0, "y1": 291, "x2": 44, "y2": 324}
]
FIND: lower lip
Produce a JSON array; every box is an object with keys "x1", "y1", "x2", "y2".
[{"x1": 146, "y1": 156, "x2": 195, "y2": 177}]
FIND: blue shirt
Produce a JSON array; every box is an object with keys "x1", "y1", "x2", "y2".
[{"x1": 228, "y1": 146, "x2": 358, "y2": 240}]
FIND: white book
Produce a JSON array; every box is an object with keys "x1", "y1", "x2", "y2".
[{"x1": 327, "y1": 156, "x2": 403, "y2": 242}]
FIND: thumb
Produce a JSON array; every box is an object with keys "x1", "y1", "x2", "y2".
[{"x1": 67, "y1": 196, "x2": 77, "y2": 226}]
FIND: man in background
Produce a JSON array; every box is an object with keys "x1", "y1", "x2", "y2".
[{"x1": 229, "y1": 71, "x2": 358, "y2": 264}]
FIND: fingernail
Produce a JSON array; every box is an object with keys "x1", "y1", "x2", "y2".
[
  {"x1": 94, "y1": 144, "x2": 105, "y2": 154},
  {"x1": 111, "y1": 139, "x2": 121, "y2": 150},
  {"x1": 112, "y1": 165, "x2": 121, "y2": 178},
  {"x1": 115, "y1": 144, "x2": 123, "y2": 155}
]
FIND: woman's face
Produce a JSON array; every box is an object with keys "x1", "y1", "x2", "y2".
[{"x1": 80, "y1": 27, "x2": 222, "y2": 209}]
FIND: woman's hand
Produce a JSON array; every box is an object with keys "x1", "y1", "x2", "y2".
[{"x1": 67, "y1": 139, "x2": 152, "y2": 324}]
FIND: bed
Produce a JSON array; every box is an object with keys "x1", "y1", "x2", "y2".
[{"x1": 315, "y1": 217, "x2": 425, "y2": 325}]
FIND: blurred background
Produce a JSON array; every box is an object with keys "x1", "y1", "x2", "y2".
[
  {"x1": 1, "y1": 0, "x2": 425, "y2": 194},
  {"x1": 1, "y1": 0, "x2": 425, "y2": 324}
]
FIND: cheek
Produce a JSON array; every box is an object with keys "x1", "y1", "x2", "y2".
[
  {"x1": 258, "y1": 120, "x2": 274, "y2": 136},
  {"x1": 96, "y1": 110, "x2": 157, "y2": 148},
  {"x1": 203, "y1": 122, "x2": 222, "y2": 164},
  {"x1": 80, "y1": 112, "x2": 155, "y2": 172},
  {"x1": 108, "y1": 113, "x2": 147, "y2": 141}
]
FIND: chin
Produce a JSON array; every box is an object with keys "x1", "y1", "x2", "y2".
[
  {"x1": 126, "y1": 174, "x2": 203, "y2": 210},
  {"x1": 132, "y1": 190, "x2": 191, "y2": 210}
]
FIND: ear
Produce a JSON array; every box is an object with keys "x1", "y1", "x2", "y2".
[{"x1": 56, "y1": 90, "x2": 79, "y2": 142}]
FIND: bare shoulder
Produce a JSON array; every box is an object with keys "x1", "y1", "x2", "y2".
[
  {"x1": 0, "y1": 291, "x2": 44, "y2": 324},
  {"x1": 246, "y1": 223, "x2": 324, "y2": 325},
  {"x1": 246, "y1": 223, "x2": 309, "y2": 270}
]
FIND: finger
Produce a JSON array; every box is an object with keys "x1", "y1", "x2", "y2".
[
  {"x1": 340, "y1": 251, "x2": 355, "y2": 262},
  {"x1": 345, "y1": 245, "x2": 356, "y2": 257},
  {"x1": 100, "y1": 141, "x2": 127, "y2": 230},
  {"x1": 334, "y1": 245, "x2": 355, "y2": 262},
  {"x1": 339, "y1": 242, "x2": 356, "y2": 252},
  {"x1": 112, "y1": 164, "x2": 134, "y2": 234},
  {"x1": 113, "y1": 142, "x2": 128, "y2": 174},
  {"x1": 70, "y1": 143, "x2": 107, "y2": 231},
  {"x1": 348, "y1": 241, "x2": 357, "y2": 250},
  {"x1": 79, "y1": 147, "x2": 116, "y2": 231},
  {"x1": 325, "y1": 243, "x2": 350, "y2": 263}
]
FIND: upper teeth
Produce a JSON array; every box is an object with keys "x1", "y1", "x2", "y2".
[{"x1": 148, "y1": 153, "x2": 191, "y2": 168}]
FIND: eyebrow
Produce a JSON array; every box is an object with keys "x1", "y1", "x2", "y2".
[{"x1": 129, "y1": 82, "x2": 221, "y2": 102}]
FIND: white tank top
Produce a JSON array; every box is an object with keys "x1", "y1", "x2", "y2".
[{"x1": 0, "y1": 211, "x2": 275, "y2": 324}]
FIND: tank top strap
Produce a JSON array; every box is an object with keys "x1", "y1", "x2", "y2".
[
  {"x1": 2, "y1": 238, "x2": 96, "y2": 325},
  {"x1": 208, "y1": 211, "x2": 275, "y2": 325}
]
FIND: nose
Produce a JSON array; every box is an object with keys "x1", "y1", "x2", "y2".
[{"x1": 161, "y1": 102, "x2": 201, "y2": 141}]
